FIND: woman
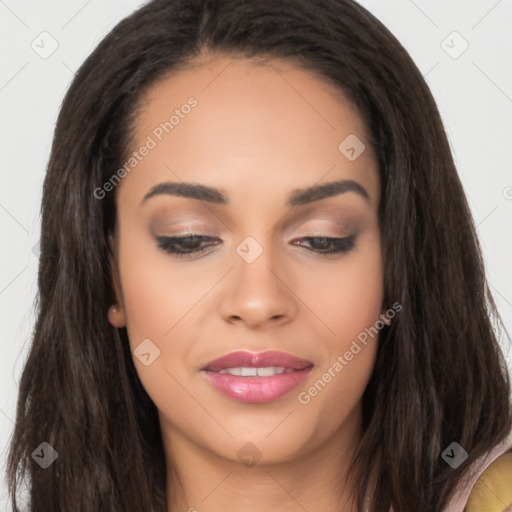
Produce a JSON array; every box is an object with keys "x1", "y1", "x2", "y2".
[{"x1": 6, "y1": 0, "x2": 512, "y2": 510}]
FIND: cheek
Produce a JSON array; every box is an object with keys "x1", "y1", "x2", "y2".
[
  {"x1": 115, "y1": 229, "x2": 203, "y2": 387},
  {"x1": 117, "y1": 221, "x2": 207, "y2": 343},
  {"x1": 304, "y1": 233, "x2": 384, "y2": 349},
  {"x1": 296, "y1": 235, "x2": 383, "y2": 410},
  {"x1": 337, "y1": 250, "x2": 384, "y2": 340},
  {"x1": 116, "y1": 241, "x2": 209, "y2": 426}
]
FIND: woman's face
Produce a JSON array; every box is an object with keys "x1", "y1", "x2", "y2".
[{"x1": 110, "y1": 54, "x2": 384, "y2": 466}]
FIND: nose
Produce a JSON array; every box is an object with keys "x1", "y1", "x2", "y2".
[{"x1": 218, "y1": 240, "x2": 298, "y2": 329}]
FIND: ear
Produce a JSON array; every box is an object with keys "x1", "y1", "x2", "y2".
[{"x1": 108, "y1": 233, "x2": 127, "y2": 328}]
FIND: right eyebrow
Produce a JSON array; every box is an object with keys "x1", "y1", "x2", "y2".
[{"x1": 286, "y1": 179, "x2": 370, "y2": 206}]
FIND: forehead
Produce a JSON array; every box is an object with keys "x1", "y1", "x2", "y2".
[{"x1": 118, "y1": 54, "x2": 379, "y2": 210}]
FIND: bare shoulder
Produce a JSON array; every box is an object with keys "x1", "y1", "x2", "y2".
[{"x1": 464, "y1": 450, "x2": 512, "y2": 512}]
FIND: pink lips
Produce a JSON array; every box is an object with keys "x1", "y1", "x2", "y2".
[{"x1": 202, "y1": 350, "x2": 313, "y2": 404}]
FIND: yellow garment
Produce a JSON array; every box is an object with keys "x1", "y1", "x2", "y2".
[{"x1": 464, "y1": 450, "x2": 512, "y2": 512}]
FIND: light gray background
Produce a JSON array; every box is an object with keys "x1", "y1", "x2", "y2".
[{"x1": 1, "y1": 0, "x2": 511, "y2": 508}]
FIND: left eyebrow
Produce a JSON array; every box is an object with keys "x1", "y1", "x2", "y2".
[{"x1": 139, "y1": 178, "x2": 370, "y2": 206}]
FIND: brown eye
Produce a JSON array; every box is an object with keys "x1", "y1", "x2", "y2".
[{"x1": 292, "y1": 234, "x2": 356, "y2": 256}]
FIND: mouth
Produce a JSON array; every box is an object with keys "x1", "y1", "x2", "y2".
[{"x1": 201, "y1": 350, "x2": 313, "y2": 404}]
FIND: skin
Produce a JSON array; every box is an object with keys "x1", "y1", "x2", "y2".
[{"x1": 109, "y1": 53, "x2": 386, "y2": 512}]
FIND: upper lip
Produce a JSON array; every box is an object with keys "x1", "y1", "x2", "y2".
[{"x1": 202, "y1": 350, "x2": 313, "y2": 372}]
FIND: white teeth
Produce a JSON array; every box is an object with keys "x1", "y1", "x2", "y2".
[
  {"x1": 256, "y1": 366, "x2": 281, "y2": 377},
  {"x1": 218, "y1": 366, "x2": 288, "y2": 377}
]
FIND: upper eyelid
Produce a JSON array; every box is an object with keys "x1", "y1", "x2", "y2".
[
  {"x1": 152, "y1": 219, "x2": 355, "y2": 237},
  {"x1": 149, "y1": 204, "x2": 361, "y2": 230}
]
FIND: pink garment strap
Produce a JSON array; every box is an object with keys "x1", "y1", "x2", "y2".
[{"x1": 443, "y1": 430, "x2": 512, "y2": 512}]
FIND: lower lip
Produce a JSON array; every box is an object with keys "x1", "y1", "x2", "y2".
[{"x1": 203, "y1": 367, "x2": 313, "y2": 403}]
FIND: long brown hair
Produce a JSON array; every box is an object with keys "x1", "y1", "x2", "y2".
[{"x1": 6, "y1": 0, "x2": 511, "y2": 510}]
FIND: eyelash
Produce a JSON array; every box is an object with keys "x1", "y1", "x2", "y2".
[{"x1": 155, "y1": 234, "x2": 356, "y2": 258}]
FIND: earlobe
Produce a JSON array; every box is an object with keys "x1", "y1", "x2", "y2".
[
  {"x1": 107, "y1": 232, "x2": 126, "y2": 328},
  {"x1": 108, "y1": 304, "x2": 126, "y2": 328}
]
